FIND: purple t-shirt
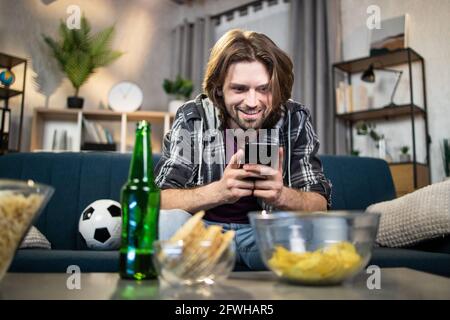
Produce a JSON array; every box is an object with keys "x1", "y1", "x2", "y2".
[{"x1": 204, "y1": 132, "x2": 262, "y2": 224}]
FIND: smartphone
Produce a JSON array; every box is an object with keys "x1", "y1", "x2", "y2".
[{"x1": 243, "y1": 141, "x2": 279, "y2": 169}]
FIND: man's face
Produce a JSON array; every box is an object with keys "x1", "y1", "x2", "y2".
[{"x1": 222, "y1": 60, "x2": 273, "y2": 130}]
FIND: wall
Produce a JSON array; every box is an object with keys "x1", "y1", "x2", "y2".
[{"x1": 340, "y1": 0, "x2": 450, "y2": 183}]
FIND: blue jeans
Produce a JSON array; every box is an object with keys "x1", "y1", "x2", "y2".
[{"x1": 159, "y1": 209, "x2": 266, "y2": 271}]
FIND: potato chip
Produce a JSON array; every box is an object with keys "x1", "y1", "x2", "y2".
[{"x1": 268, "y1": 241, "x2": 362, "y2": 284}]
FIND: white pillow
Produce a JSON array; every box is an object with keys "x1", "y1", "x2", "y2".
[
  {"x1": 19, "y1": 226, "x2": 51, "y2": 249},
  {"x1": 366, "y1": 179, "x2": 450, "y2": 247}
]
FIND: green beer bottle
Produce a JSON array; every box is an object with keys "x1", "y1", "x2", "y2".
[{"x1": 119, "y1": 120, "x2": 160, "y2": 280}]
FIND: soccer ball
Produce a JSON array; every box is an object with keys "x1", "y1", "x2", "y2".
[{"x1": 78, "y1": 199, "x2": 122, "y2": 250}]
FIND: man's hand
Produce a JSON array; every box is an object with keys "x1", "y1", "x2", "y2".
[
  {"x1": 243, "y1": 147, "x2": 285, "y2": 207},
  {"x1": 214, "y1": 149, "x2": 262, "y2": 204}
]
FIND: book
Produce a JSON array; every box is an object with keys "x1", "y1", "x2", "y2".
[
  {"x1": 344, "y1": 84, "x2": 354, "y2": 113},
  {"x1": 82, "y1": 118, "x2": 101, "y2": 143},
  {"x1": 336, "y1": 85, "x2": 345, "y2": 114},
  {"x1": 104, "y1": 128, "x2": 114, "y2": 144},
  {"x1": 51, "y1": 129, "x2": 58, "y2": 151},
  {"x1": 94, "y1": 122, "x2": 108, "y2": 143}
]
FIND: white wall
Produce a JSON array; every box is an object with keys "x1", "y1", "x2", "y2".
[{"x1": 341, "y1": 0, "x2": 450, "y2": 183}]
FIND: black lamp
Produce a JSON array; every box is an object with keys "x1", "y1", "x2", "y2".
[{"x1": 361, "y1": 63, "x2": 403, "y2": 108}]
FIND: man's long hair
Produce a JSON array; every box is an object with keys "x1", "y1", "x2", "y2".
[{"x1": 203, "y1": 29, "x2": 294, "y2": 129}]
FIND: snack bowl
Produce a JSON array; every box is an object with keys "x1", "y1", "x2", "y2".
[
  {"x1": 249, "y1": 211, "x2": 380, "y2": 285},
  {"x1": 153, "y1": 237, "x2": 235, "y2": 286},
  {"x1": 0, "y1": 179, "x2": 54, "y2": 282}
]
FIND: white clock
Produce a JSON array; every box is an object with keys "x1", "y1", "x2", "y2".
[{"x1": 108, "y1": 81, "x2": 143, "y2": 112}]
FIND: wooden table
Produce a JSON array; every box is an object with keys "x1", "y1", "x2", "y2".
[{"x1": 1, "y1": 268, "x2": 450, "y2": 300}]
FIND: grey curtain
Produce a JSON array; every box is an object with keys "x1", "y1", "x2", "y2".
[
  {"x1": 289, "y1": 0, "x2": 343, "y2": 155},
  {"x1": 171, "y1": 16, "x2": 214, "y2": 97}
]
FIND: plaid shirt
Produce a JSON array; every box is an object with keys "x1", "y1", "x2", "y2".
[{"x1": 155, "y1": 94, "x2": 332, "y2": 210}]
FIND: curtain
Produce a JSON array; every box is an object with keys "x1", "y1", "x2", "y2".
[
  {"x1": 170, "y1": 17, "x2": 214, "y2": 97},
  {"x1": 214, "y1": 0, "x2": 291, "y2": 53},
  {"x1": 290, "y1": 0, "x2": 343, "y2": 155}
]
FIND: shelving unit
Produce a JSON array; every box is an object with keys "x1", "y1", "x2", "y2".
[
  {"x1": 30, "y1": 108, "x2": 176, "y2": 154},
  {"x1": 332, "y1": 48, "x2": 431, "y2": 196},
  {"x1": 0, "y1": 52, "x2": 27, "y2": 154}
]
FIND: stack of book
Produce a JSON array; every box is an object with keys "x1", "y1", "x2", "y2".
[
  {"x1": 51, "y1": 129, "x2": 72, "y2": 151},
  {"x1": 82, "y1": 118, "x2": 116, "y2": 151},
  {"x1": 335, "y1": 82, "x2": 354, "y2": 114}
]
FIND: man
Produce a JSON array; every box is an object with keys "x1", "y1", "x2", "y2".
[{"x1": 155, "y1": 29, "x2": 331, "y2": 270}]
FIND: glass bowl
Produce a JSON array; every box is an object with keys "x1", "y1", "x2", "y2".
[
  {"x1": 153, "y1": 237, "x2": 236, "y2": 286},
  {"x1": 0, "y1": 179, "x2": 54, "y2": 282},
  {"x1": 249, "y1": 211, "x2": 380, "y2": 285}
]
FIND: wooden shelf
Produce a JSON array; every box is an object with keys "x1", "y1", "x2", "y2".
[
  {"x1": 0, "y1": 87, "x2": 22, "y2": 99},
  {"x1": 388, "y1": 162, "x2": 429, "y2": 197},
  {"x1": 0, "y1": 52, "x2": 27, "y2": 69},
  {"x1": 336, "y1": 104, "x2": 425, "y2": 122},
  {"x1": 333, "y1": 48, "x2": 422, "y2": 73},
  {"x1": 31, "y1": 108, "x2": 175, "y2": 154}
]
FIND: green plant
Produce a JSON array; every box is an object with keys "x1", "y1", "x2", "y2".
[
  {"x1": 355, "y1": 121, "x2": 383, "y2": 149},
  {"x1": 443, "y1": 139, "x2": 450, "y2": 177},
  {"x1": 401, "y1": 146, "x2": 410, "y2": 155},
  {"x1": 350, "y1": 149, "x2": 360, "y2": 156},
  {"x1": 163, "y1": 75, "x2": 193, "y2": 100},
  {"x1": 43, "y1": 16, "x2": 123, "y2": 97}
]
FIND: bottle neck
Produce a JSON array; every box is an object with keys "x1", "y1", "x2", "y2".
[{"x1": 129, "y1": 123, "x2": 155, "y2": 185}]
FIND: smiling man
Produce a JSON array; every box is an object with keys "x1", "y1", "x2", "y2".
[{"x1": 154, "y1": 29, "x2": 331, "y2": 270}]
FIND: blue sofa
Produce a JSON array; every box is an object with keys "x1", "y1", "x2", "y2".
[{"x1": 2, "y1": 152, "x2": 449, "y2": 276}]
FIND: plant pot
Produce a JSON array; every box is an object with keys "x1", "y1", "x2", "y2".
[
  {"x1": 67, "y1": 96, "x2": 84, "y2": 109},
  {"x1": 399, "y1": 154, "x2": 411, "y2": 162},
  {"x1": 168, "y1": 100, "x2": 185, "y2": 114}
]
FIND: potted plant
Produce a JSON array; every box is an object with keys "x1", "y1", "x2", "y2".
[
  {"x1": 43, "y1": 16, "x2": 123, "y2": 109},
  {"x1": 163, "y1": 75, "x2": 193, "y2": 114},
  {"x1": 399, "y1": 146, "x2": 411, "y2": 162},
  {"x1": 355, "y1": 121, "x2": 385, "y2": 158}
]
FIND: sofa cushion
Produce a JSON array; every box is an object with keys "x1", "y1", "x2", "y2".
[
  {"x1": 370, "y1": 247, "x2": 450, "y2": 277},
  {"x1": 19, "y1": 226, "x2": 51, "y2": 249},
  {"x1": 9, "y1": 249, "x2": 120, "y2": 272},
  {"x1": 320, "y1": 156, "x2": 396, "y2": 210},
  {"x1": 366, "y1": 180, "x2": 450, "y2": 248}
]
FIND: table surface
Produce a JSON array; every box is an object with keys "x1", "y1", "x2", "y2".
[{"x1": 1, "y1": 268, "x2": 450, "y2": 300}]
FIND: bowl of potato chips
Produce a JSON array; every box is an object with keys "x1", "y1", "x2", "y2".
[
  {"x1": 153, "y1": 211, "x2": 236, "y2": 286},
  {"x1": 249, "y1": 211, "x2": 380, "y2": 285}
]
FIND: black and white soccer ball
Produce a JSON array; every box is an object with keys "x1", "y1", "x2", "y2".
[{"x1": 78, "y1": 199, "x2": 122, "y2": 250}]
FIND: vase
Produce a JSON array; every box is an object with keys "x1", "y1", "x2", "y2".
[
  {"x1": 67, "y1": 96, "x2": 84, "y2": 109},
  {"x1": 399, "y1": 154, "x2": 411, "y2": 162}
]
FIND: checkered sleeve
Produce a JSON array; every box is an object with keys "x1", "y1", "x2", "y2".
[
  {"x1": 289, "y1": 111, "x2": 332, "y2": 208},
  {"x1": 154, "y1": 109, "x2": 197, "y2": 189}
]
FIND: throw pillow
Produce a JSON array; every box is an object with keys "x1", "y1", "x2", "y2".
[
  {"x1": 19, "y1": 226, "x2": 52, "y2": 249},
  {"x1": 366, "y1": 179, "x2": 450, "y2": 247}
]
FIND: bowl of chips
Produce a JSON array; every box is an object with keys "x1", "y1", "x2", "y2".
[
  {"x1": 153, "y1": 211, "x2": 236, "y2": 286},
  {"x1": 249, "y1": 211, "x2": 380, "y2": 285},
  {"x1": 0, "y1": 179, "x2": 54, "y2": 282}
]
